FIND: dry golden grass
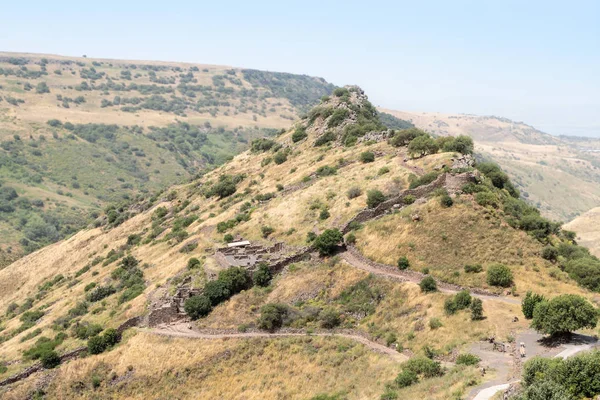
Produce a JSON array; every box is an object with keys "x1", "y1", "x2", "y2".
[
  {"x1": 2, "y1": 331, "x2": 398, "y2": 400},
  {"x1": 565, "y1": 207, "x2": 600, "y2": 257}
]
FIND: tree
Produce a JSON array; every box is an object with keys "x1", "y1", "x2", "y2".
[
  {"x1": 470, "y1": 298, "x2": 484, "y2": 320},
  {"x1": 40, "y1": 350, "x2": 61, "y2": 369},
  {"x1": 360, "y1": 151, "x2": 375, "y2": 163},
  {"x1": 36, "y1": 82, "x2": 50, "y2": 94},
  {"x1": 454, "y1": 290, "x2": 472, "y2": 309},
  {"x1": 486, "y1": 264, "x2": 513, "y2": 287},
  {"x1": 395, "y1": 370, "x2": 418, "y2": 388},
  {"x1": 366, "y1": 189, "x2": 386, "y2": 208},
  {"x1": 397, "y1": 256, "x2": 410, "y2": 270},
  {"x1": 203, "y1": 280, "x2": 231, "y2": 306},
  {"x1": 419, "y1": 276, "x2": 437, "y2": 293},
  {"x1": 218, "y1": 267, "x2": 251, "y2": 293},
  {"x1": 522, "y1": 291, "x2": 545, "y2": 319},
  {"x1": 531, "y1": 294, "x2": 598, "y2": 336},
  {"x1": 408, "y1": 135, "x2": 438, "y2": 158},
  {"x1": 258, "y1": 303, "x2": 288, "y2": 331},
  {"x1": 184, "y1": 295, "x2": 212, "y2": 320},
  {"x1": 542, "y1": 246, "x2": 559, "y2": 261},
  {"x1": 314, "y1": 229, "x2": 343, "y2": 256},
  {"x1": 187, "y1": 257, "x2": 201, "y2": 269},
  {"x1": 444, "y1": 135, "x2": 474, "y2": 155},
  {"x1": 253, "y1": 263, "x2": 272, "y2": 287},
  {"x1": 390, "y1": 128, "x2": 427, "y2": 147}
]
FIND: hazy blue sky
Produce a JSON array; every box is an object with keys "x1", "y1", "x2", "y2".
[{"x1": 1, "y1": 0, "x2": 598, "y2": 136}]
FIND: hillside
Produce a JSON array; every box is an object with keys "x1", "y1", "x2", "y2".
[
  {"x1": 0, "y1": 51, "x2": 340, "y2": 262},
  {"x1": 565, "y1": 207, "x2": 600, "y2": 257},
  {"x1": 383, "y1": 110, "x2": 600, "y2": 224},
  {"x1": 1, "y1": 87, "x2": 599, "y2": 400}
]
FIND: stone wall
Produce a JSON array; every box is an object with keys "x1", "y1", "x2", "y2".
[{"x1": 341, "y1": 172, "x2": 477, "y2": 234}]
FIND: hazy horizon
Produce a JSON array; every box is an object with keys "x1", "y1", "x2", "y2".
[{"x1": 2, "y1": 0, "x2": 598, "y2": 137}]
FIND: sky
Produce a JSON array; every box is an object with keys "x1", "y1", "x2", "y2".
[{"x1": 1, "y1": 0, "x2": 598, "y2": 136}]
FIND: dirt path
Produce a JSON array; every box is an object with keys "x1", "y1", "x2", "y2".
[
  {"x1": 339, "y1": 250, "x2": 520, "y2": 305},
  {"x1": 145, "y1": 323, "x2": 407, "y2": 362}
]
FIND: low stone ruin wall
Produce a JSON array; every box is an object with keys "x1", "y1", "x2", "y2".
[{"x1": 341, "y1": 172, "x2": 477, "y2": 234}]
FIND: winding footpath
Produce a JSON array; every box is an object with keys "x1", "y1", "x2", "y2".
[
  {"x1": 339, "y1": 249, "x2": 520, "y2": 305},
  {"x1": 146, "y1": 323, "x2": 407, "y2": 362}
]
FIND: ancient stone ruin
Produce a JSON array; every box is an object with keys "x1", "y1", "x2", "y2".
[{"x1": 214, "y1": 240, "x2": 285, "y2": 271}]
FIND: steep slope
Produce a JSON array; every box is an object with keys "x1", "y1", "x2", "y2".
[
  {"x1": 0, "y1": 87, "x2": 597, "y2": 400},
  {"x1": 383, "y1": 110, "x2": 600, "y2": 223},
  {"x1": 0, "y1": 52, "x2": 338, "y2": 262},
  {"x1": 565, "y1": 207, "x2": 600, "y2": 257}
]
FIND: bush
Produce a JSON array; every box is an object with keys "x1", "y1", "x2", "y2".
[
  {"x1": 360, "y1": 151, "x2": 375, "y2": 163},
  {"x1": 522, "y1": 291, "x2": 545, "y2": 319},
  {"x1": 409, "y1": 172, "x2": 439, "y2": 189},
  {"x1": 345, "y1": 232, "x2": 356, "y2": 244},
  {"x1": 40, "y1": 350, "x2": 61, "y2": 369},
  {"x1": 347, "y1": 187, "x2": 362, "y2": 199},
  {"x1": 403, "y1": 195, "x2": 416, "y2": 205},
  {"x1": 184, "y1": 295, "x2": 212, "y2": 320},
  {"x1": 397, "y1": 256, "x2": 410, "y2": 270},
  {"x1": 531, "y1": 294, "x2": 598, "y2": 336},
  {"x1": 475, "y1": 192, "x2": 498, "y2": 208},
  {"x1": 292, "y1": 127, "x2": 308, "y2": 143},
  {"x1": 444, "y1": 298, "x2": 458, "y2": 315},
  {"x1": 403, "y1": 357, "x2": 443, "y2": 378},
  {"x1": 464, "y1": 264, "x2": 483, "y2": 273},
  {"x1": 419, "y1": 276, "x2": 437, "y2": 293},
  {"x1": 366, "y1": 190, "x2": 386, "y2": 208},
  {"x1": 319, "y1": 308, "x2": 341, "y2": 328},
  {"x1": 261, "y1": 226, "x2": 274, "y2": 238},
  {"x1": 439, "y1": 194, "x2": 453, "y2": 207},
  {"x1": 456, "y1": 353, "x2": 480, "y2": 366},
  {"x1": 203, "y1": 280, "x2": 231, "y2": 305},
  {"x1": 87, "y1": 335, "x2": 107, "y2": 355},
  {"x1": 258, "y1": 303, "x2": 288, "y2": 331},
  {"x1": 542, "y1": 246, "x2": 559, "y2": 261},
  {"x1": 454, "y1": 290, "x2": 472, "y2": 309},
  {"x1": 470, "y1": 298, "x2": 484, "y2": 320},
  {"x1": 390, "y1": 128, "x2": 427, "y2": 147},
  {"x1": 486, "y1": 264, "x2": 513, "y2": 287},
  {"x1": 314, "y1": 229, "x2": 343, "y2": 256},
  {"x1": 273, "y1": 150, "x2": 288, "y2": 164},
  {"x1": 223, "y1": 234, "x2": 234, "y2": 243},
  {"x1": 395, "y1": 369, "x2": 418, "y2": 388},
  {"x1": 253, "y1": 264, "x2": 272, "y2": 287},
  {"x1": 429, "y1": 318, "x2": 443, "y2": 330}
]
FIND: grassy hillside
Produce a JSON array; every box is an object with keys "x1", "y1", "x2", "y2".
[
  {"x1": 565, "y1": 207, "x2": 600, "y2": 257},
  {"x1": 1, "y1": 87, "x2": 598, "y2": 399},
  {"x1": 384, "y1": 110, "x2": 600, "y2": 224},
  {"x1": 0, "y1": 52, "x2": 338, "y2": 262}
]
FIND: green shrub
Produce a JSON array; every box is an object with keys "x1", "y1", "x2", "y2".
[
  {"x1": 258, "y1": 303, "x2": 288, "y2": 331},
  {"x1": 366, "y1": 190, "x2": 386, "y2": 208},
  {"x1": 319, "y1": 208, "x2": 330, "y2": 220},
  {"x1": 403, "y1": 195, "x2": 416, "y2": 205},
  {"x1": 87, "y1": 335, "x2": 107, "y2": 355},
  {"x1": 314, "y1": 229, "x2": 343, "y2": 256},
  {"x1": 470, "y1": 298, "x2": 484, "y2": 320},
  {"x1": 347, "y1": 187, "x2": 362, "y2": 199},
  {"x1": 218, "y1": 267, "x2": 251, "y2": 293},
  {"x1": 319, "y1": 308, "x2": 341, "y2": 328},
  {"x1": 292, "y1": 127, "x2": 308, "y2": 143},
  {"x1": 419, "y1": 276, "x2": 437, "y2": 293},
  {"x1": 439, "y1": 194, "x2": 453, "y2": 207},
  {"x1": 273, "y1": 150, "x2": 288, "y2": 164},
  {"x1": 464, "y1": 264, "x2": 483, "y2": 273},
  {"x1": 444, "y1": 298, "x2": 458, "y2": 315},
  {"x1": 409, "y1": 172, "x2": 439, "y2": 189},
  {"x1": 454, "y1": 290, "x2": 472, "y2": 309},
  {"x1": 403, "y1": 356, "x2": 443, "y2": 378},
  {"x1": 531, "y1": 294, "x2": 598, "y2": 336},
  {"x1": 360, "y1": 151, "x2": 375, "y2": 163},
  {"x1": 223, "y1": 234, "x2": 234, "y2": 243},
  {"x1": 429, "y1": 318, "x2": 443, "y2": 330},
  {"x1": 486, "y1": 264, "x2": 513, "y2": 287},
  {"x1": 378, "y1": 166, "x2": 390, "y2": 175},
  {"x1": 203, "y1": 280, "x2": 231, "y2": 305},
  {"x1": 395, "y1": 369, "x2": 418, "y2": 388},
  {"x1": 389, "y1": 128, "x2": 427, "y2": 147},
  {"x1": 542, "y1": 246, "x2": 559, "y2": 261},
  {"x1": 397, "y1": 256, "x2": 410, "y2": 270},
  {"x1": 184, "y1": 295, "x2": 212, "y2": 320},
  {"x1": 40, "y1": 350, "x2": 60, "y2": 369},
  {"x1": 456, "y1": 353, "x2": 480, "y2": 366},
  {"x1": 522, "y1": 291, "x2": 545, "y2": 319},
  {"x1": 408, "y1": 135, "x2": 438, "y2": 158},
  {"x1": 475, "y1": 192, "x2": 498, "y2": 208},
  {"x1": 345, "y1": 232, "x2": 356, "y2": 245},
  {"x1": 261, "y1": 226, "x2": 274, "y2": 238}
]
